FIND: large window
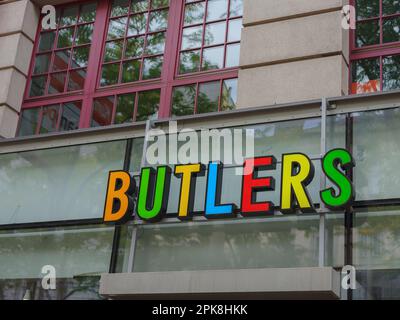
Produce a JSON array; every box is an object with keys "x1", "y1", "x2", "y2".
[
  {"x1": 19, "y1": 0, "x2": 243, "y2": 136},
  {"x1": 351, "y1": 0, "x2": 400, "y2": 94}
]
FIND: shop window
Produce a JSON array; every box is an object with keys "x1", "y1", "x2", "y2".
[{"x1": 351, "y1": 0, "x2": 400, "y2": 93}]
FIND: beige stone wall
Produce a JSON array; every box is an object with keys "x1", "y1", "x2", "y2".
[
  {"x1": 237, "y1": 0, "x2": 349, "y2": 108},
  {"x1": 0, "y1": 0, "x2": 38, "y2": 138}
]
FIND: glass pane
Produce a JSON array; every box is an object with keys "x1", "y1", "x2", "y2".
[
  {"x1": 128, "y1": 13, "x2": 148, "y2": 36},
  {"x1": 0, "y1": 225, "x2": 114, "y2": 300},
  {"x1": 351, "y1": 58, "x2": 381, "y2": 94},
  {"x1": 29, "y1": 76, "x2": 47, "y2": 97},
  {"x1": 145, "y1": 32, "x2": 165, "y2": 55},
  {"x1": 92, "y1": 96, "x2": 115, "y2": 127},
  {"x1": 184, "y1": 2, "x2": 205, "y2": 26},
  {"x1": 197, "y1": 81, "x2": 220, "y2": 113},
  {"x1": 67, "y1": 68, "x2": 86, "y2": 91},
  {"x1": 204, "y1": 21, "x2": 226, "y2": 46},
  {"x1": 179, "y1": 50, "x2": 200, "y2": 74},
  {"x1": 206, "y1": 0, "x2": 228, "y2": 21},
  {"x1": 104, "y1": 40, "x2": 124, "y2": 62},
  {"x1": 136, "y1": 90, "x2": 160, "y2": 121},
  {"x1": 60, "y1": 6, "x2": 78, "y2": 26},
  {"x1": 115, "y1": 93, "x2": 135, "y2": 124},
  {"x1": 171, "y1": 85, "x2": 196, "y2": 117},
  {"x1": 129, "y1": 138, "x2": 145, "y2": 172},
  {"x1": 202, "y1": 45, "x2": 224, "y2": 70},
  {"x1": 0, "y1": 141, "x2": 125, "y2": 224},
  {"x1": 228, "y1": 18, "x2": 242, "y2": 42},
  {"x1": 60, "y1": 101, "x2": 81, "y2": 131},
  {"x1": 356, "y1": 0, "x2": 379, "y2": 19},
  {"x1": 57, "y1": 27, "x2": 75, "y2": 48},
  {"x1": 122, "y1": 59, "x2": 141, "y2": 83},
  {"x1": 71, "y1": 46, "x2": 90, "y2": 68},
  {"x1": 152, "y1": 0, "x2": 169, "y2": 9},
  {"x1": 383, "y1": 17, "x2": 400, "y2": 43},
  {"x1": 182, "y1": 26, "x2": 203, "y2": 49},
  {"x1": 79, "y1": 2, "x2": 97, "y2": 23},
  {"x1": 39, "y1": 104, "x2": 59, "y2": 134},
  {"x1": 148, "y1": 9, "x2": 168, "y2": 32},
  {"x1": 38, "y1": 32, "x2": 55, "y2": 52},
  {"x1": 52, "y1": 49, "x2": 71, "y2": 71},
  {"x1": 75, "y1": 24, "x2": 94, "y2": 45},
  {"x1": 48, "y1": 72, "x2": 67, "y2": 94},
  {"x1": 131, "y1": 0, "x2": 149, "y2": 12},
  {"x1": 221, "y1": 78, "x2": 237, "y2": 111},
  {"x1": 225, "y1": 43, "x2": 240, "y2": 67},
  {"x1": 100, "y1": 63, "x2": 120, "y2": 86},
  {"x1": 383, "y1": 55, "x2": 400, "y2": 90},
  {"x1": 18, "y1": 109, "x2": 39, "y2": 136},
  {"x1": 142, "y1": 56, "x2": 163, "y2": 79},
  {"x1": 229, "y1": 0, "x2": 243, "y2": 17},
  {"x1": 353, "y1": 108, "x2": 400, "y2": 200},
  {"x1": 33, "y1": 54, "x2": 51, "y2": 74},
  {"x1": 383, "y1": 0, "x2": 400, "y2": 15},
  {"x1": 125, "y1": 36, "x2": 144, "y2": 58},
  {"x1": 356, "y1": 20, "x2": 380, "y2": 47},
  {"x1": 107, "y1": 17, "x2": 128, "y2": 40},
  {"x1": 111, "y1": 0, "x2": 130, "y2": 17}
]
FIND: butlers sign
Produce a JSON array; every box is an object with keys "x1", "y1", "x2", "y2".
[{"x1": 102, "y1": 149, "x2": 355, "y2": 224}]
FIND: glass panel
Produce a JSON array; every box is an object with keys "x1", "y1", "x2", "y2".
[
  {"x1": 115, "y1": 93, "x2": 135, "y2": 124},
  {"x1": 142, "y1": 56, "x2": 163, "y2": 79},
  {"x1": 229, "y1": 0, "x2": 243, "y2": 17},
  {"x1": 60, "y1": 6, "x2": 78, "y2": 26},
  {"x1": 351, "y1": 58, "x2": 381, "y2": 94},
  {"x1": 29, "y1": 76, "x2": 47, "y2": 97},
  {"x1": 184, "y1": 2, "x2": 205, "y2": 26},
  {"x1": 221, "y1": 78, "x2": 237, "y2": 111},
  {"x1": 127, "y1": 13, "x2": 148, "y2": 36},
  {"x1": 111, "y1": 0, "x2": 130, "y2": 17},
  {"x1": 18, "y1": 109, "x2": 40, "y2": 136},
  {"x1": 136, "y1": 89, "x2": 160, "y2": 121},
  {"x1": 79, "y1": 2, "x2": 97, "y2": 23},
  {"x1": 125, "y1": 36, "x2": 144, "y2": 58},
  {"x1": 356, "y1": 20, "x2": 380, "y2": 47},
  {"x1": 148, "y1": 9, "x2": 168, "y2": 32},
  {"x1": 383, "y1": 17, "x2": 400, "y2": 43},
  {"x1": 48, "y1": 72, "x2": 67, "y2": 94},
  {"x1": 129, "y1": 138, "x2": 145, "y2": 172},
  {"x1": 131, "y1": 0, "x2": 149, "y2": 12},
  {"x1": 52, "y1": 49, "x2": 71, "y2": 71},
  {"x1": 145, "y1": 32, "x2": 166, "y2": 55},
  {"x1": 182, "y1": 26, "x2": 203, "y2": 49},
  {"x1": 71, "y1": 46, "x2": 90, "y2": 68},
  {"x1": 383, "y1": 0, "x2": 400, "y2": 15},
  {"x1": 228, "y1": 18, "x2": 242, "y2": 42},
  {"x1": 204, "y1": 21, "x2": 226, "y2": 46},
  {"x1": 171, "y1": 85, "x2": 196, "y2": 117},
  {"x1": 356, "y1": 0, "x2": 379, "y2": 19},
  {"x1": 33, "y1": 54, "x2": 51, "y2": 74},
  {"x1": 383, "y1": 55, "x2": 400, "y2": 90},
  {"x1": 225, "y1": 43, "x2": 240, "y2": 67},
  {"x1": 39, "y1": 104, "x2": 59, "y2": 134},
  {"x1": 57, "y1": 27, "x2": 75, "y2": 48},
  {"x1": 179, "y1": 50, "x2": 200, "y2": 74},
  {"x1": 75, "y1": 24, "x2": 94, "y2": 45},
  {"x1": 104, "y1": 40, "x2": 124, "y2": 62},
  {"x1": 92, "y1": 96, "x2": 115, "y2": 127},
  {"x1": 152, "y1": 0, "x2": 169, "y2": 9},
  {"x1": 206, "y1": 0, "x2": 228, "y2": 22},
  {"x1": 202, "y1": 45, "x2": 224, "y2": 70},
  {"x1": 67, "y1": 68, "x2": 86, "y2": 91},
  {"x1": 0, "y1": 141, "x2": 125, "y2": 224},
  {"x1": 122, "y1": 59, "x2": 141, "y2": 83},
  {"x1": 197, "y1": 81, "x2": 220, "y2": 113},
  {"x1": 0, "y1": 225, "x2": 113, "y2": 300},
  {"x1": 100, "y1": 63, "x2": 120, "y2": 86},
  {"x1": 38, "y1": 32, "x2": 55, "y2": 52},
  {"x1": 60, "y1": 101, "x2": 81, "y2": 131},
  {"x1": 107, "y1": 17, "x2": 128, "y2": 40},
  {"x1": 353, "y1": 108, "x2": 400, "y2": 200}
]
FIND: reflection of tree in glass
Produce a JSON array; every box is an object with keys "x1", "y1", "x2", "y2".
[
  {"x1": 172, "y1": 85, "x2": 196, "y2": 116},
  {"x1": 383, "y1": 55, "x2": 400, "y2": 90},
  {"x1": 184, "y1": 3, "x2": 205, "y2": 25},
  {"x1": 137, "y1": 90, "x2": 161, "y2": 121},
  {"x1": 356, "y1": 0, "x2": 379, "y2": 19}
]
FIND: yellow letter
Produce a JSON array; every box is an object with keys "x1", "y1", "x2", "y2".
[
  {"x1": 103, "y1": 171, "x2": 135, "y2": 224},
  {"x1": 280, "y1": 153, "x2": 315, "y2": 213},
  {"x1": 175, "y1": 164, "x2": 203, "y2": 220}
]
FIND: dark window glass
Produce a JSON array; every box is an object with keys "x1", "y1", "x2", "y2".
[
  {"x1": 38, "y1": 32, "x2": 55, "y2": 52},
  {"x1": 351, "y1": 58, "x2": 381, "y2": 94},
  {"x1": 92, "y1": 96, "x2": 115, "y2": 127},
  {"x1": 197, "y1": 81, "x2": 220, "y2": 113},
  {"x1": 57, "y1": 27, "x2": 75, "y2": 48},
  {"x1": 128, "y1": 13, "x2": 148, "y2": 36},
  {"x1": 111, "y1": 0, "x2": 130, "y2": 17},
  {"x1": 142, "y1": 56, "x2": 163, "y2": 79},
  {"x1": 71, "y1": 46, "x2": 90, "y2": 68},
  {"x1": 39, "y1": 105, "x2": 60, "y2": 134},
  {"x1": 75, "y1": 24, "x2": 94, "y2": 45},
  {"x1": 52, "y1": 49, "x2": 71, "y2": 71},
  {"x1": 79, "y1": 3, "x2": 97, "y2": 23},
  {"x1": 383, "y1": 17, "x2": 400, "y2": 43},
  {"x1": 115, "y1": 93, "x2": 135, "y2": 124},
  {"x1": 125, "y1": 36, "x2": 144, "y2": 58},
  {"x1": 60, "y1": 6, "x2": 79, "y2": 26},
  {"x1": 101, "y1": 63, "x2": 120, "y2": 86},
  {"x1": 179, "y1": 50, "x2": 201, "y2": 73},
  {"x1": 171, "y1": 85, "x2": 196, "y2": 117},
  {"x1": 67, "y1": 69, "x2": 86, "y2": 91},
  {"x1": 33, "y1": 54, "x2": 51, "y2": 74},
  {"x1": 60, "y1": 101, "x2": 82, "y2": 131},
  {"x1": 383, "y1": 0, "x2": 400, "y2": 15},
  {"x1": 383, "y1": 55, "x2": 400, "y2": 90},
  {"x1": 132, "y1": 0, "x2": 149, "y2": 12},
  {"x1": 145, "y1": 32, "x2": 166, "y2": 55},
  {"x1": 104, "y1": 40, "x2": 124, "y2": 62},
  {"x1": 356, "y1": 20, "x2": 380, "y2": 47},
  {"x1": 48, "y1": 72, "x2": 67, "y2": 94},
  {"x1": 29, "y1": 76, "x2": 47, "y2": 97},
  {"x1": 221, "y1": 78, "x2": 237, "y2": 111},
  {"x1": 122, "y1": 60, "x2": 141, "y2": 83},
  {"x1": 152, "y1": 0, "x2": 169, "y2": 9},
  {"x1": 18, "y1": 109, "x2": 40, "y2": 136},
  {"x1": 136, "y1": 90, "x2": 160, "y2": 121},
  {"x1": 356, "y1": 0, "x2": 380, "y2": 19}
]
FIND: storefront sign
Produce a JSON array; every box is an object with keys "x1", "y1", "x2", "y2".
[{"x1": 103, "y1": 149, "x2": 355, "y2": 224}]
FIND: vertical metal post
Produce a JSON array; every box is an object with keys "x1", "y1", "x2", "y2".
[
  {"x1": 127, "y1": 120, "x2": 153, "y2": 273},
  {"x1": 319, "y1": 98, "x2": 328, "y2": 267}
]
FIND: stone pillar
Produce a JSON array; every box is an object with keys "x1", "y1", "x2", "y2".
[
  {"x1": 0, "y1": 0, "x2": 39, "y2": 138},
  {"x1": 237, "y1": 0, "x2": 349, "y2": 108}
]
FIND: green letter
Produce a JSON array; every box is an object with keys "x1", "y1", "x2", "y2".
[{"x1": 320, "y1": 149, "x2": 355, "y2": 209}]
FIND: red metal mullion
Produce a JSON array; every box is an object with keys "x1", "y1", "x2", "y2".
[
  {"x1": 56, "y1": 103, "x2": 63, "y2": 131},
  {"x1": 223, "y1": 0, "x2": 231, "y2": 68},
  {"x1": 199, "y1": 0, "x2": 209, "y2": 72},
  {"x1": 117, "y1": 1, "x2": 132, "y2": 85},
  {"x1": 380, "y1": 55, "x2": 384, "y2": 91},
  {"x1": 193, "y1": 82, "x2": 199, "y2": 114},
  {"x1": 111, "y1": 94, "x2": 118, "y2": 124},
  {"x1": 133, "y1": 91, "x2": 140, "y2": 121},
  {"x1": 218, "y1": 79, "x2": 223, "y2": 111},
  {"x1": 380, "y1": 0, "x2": 383, "y2": 45}
]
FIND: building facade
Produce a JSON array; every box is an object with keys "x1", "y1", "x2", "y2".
[{"x1": 0, "y1": 0, "x2": 399, "y2": 300}]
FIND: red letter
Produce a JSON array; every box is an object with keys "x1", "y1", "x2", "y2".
[{"x1": 241, "y1": 157, "x2": 276, "y2": 216}]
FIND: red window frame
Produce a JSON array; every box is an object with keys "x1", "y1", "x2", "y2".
[
  {"x1": 350, "y1": 0, "x2": 400, "y2": 94},
  {"x1": 20, "y1": 0, "x2": 241, "y2": 135}
]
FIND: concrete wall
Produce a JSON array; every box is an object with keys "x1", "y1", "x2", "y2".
[
  {"x1": 0, "y1": 0, "x2": 39, "y2": 138},
  {"x1": 237, "y1": 0, "x2": 349, "y2": 108}
]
